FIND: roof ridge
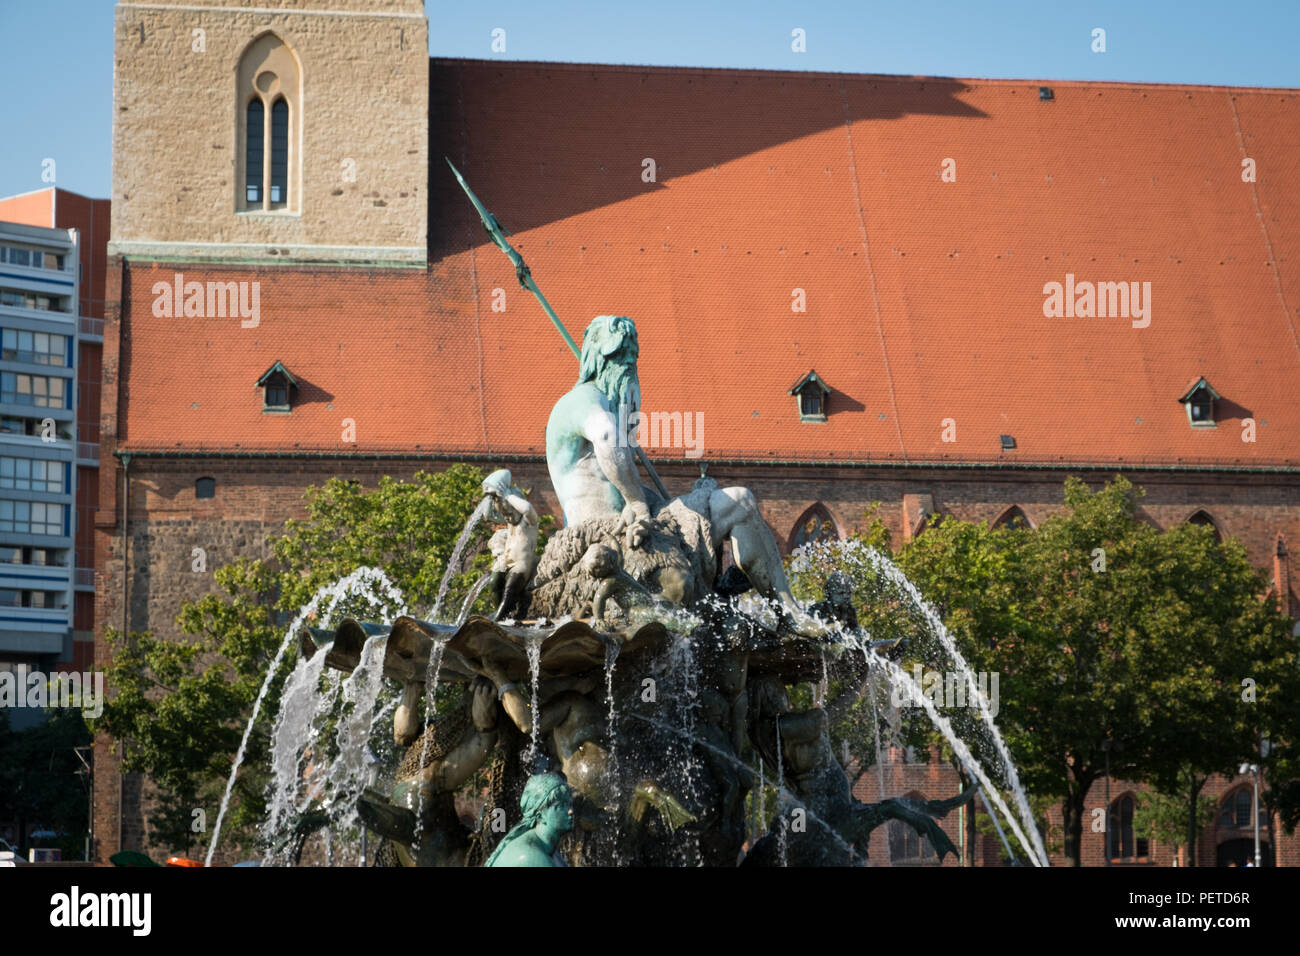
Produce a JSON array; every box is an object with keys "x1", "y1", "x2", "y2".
[{"x1": 428, "y1": 57, "x2": 1300, "y2": 95}]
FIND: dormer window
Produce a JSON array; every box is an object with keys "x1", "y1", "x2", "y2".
[
  {"x1": 788, "y1": 370, "x2": 830, "y2": 423},
  {"x1": 256, "y1": 361, "x2": 297, "y2": 413},
  {"x1": 1177, "y1": 377, "x2": 1220, "y2": 428}
]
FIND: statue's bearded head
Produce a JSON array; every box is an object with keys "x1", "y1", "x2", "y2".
[{"x1": 578, "y1": 315, "x2": 641, "y2": 417}]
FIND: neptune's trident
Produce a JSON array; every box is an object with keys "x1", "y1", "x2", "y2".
[{"x1": 445, "y1": 158, "x2": 670, "y2": 501}]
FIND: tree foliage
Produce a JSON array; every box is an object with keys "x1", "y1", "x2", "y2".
[{"x1": 787, "y1": 476, "x2": 1300, "y2": 866}]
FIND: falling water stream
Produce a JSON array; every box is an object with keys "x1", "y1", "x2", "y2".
[
  {"x1": 411, "y1": 637, "x2": 448, "y2": 850},
  {"x1": 456, "y1": 573, "x2": 493, "y2": 626},
  {"x1": 205, "y1": 566, "x2": 407, "y2": 866},
  {"x1": 526, "y1": 637, "x2": 542, "y2": 771},
  {"x1": 431, "y1": 497, "x2": 492, "y2": 619},
  {"x1": 790, "y1": 538, "x2": 1049, "y2": 868},
  {"x1": 852, "y1": 638, "x2": 1043, "y2": 866}
]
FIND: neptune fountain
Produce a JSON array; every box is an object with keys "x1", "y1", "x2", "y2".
[
  {"x1": 284, "y1": 313, "x2": 984, "y2": 867},
  {"x1": 205, "y1": 165, "x2": 1047, "y2": 868}
]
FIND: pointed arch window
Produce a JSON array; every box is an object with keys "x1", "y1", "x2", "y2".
[
  {"x1": 1186, "y1": 510, "x2": 1221, "y2": 542},
  {"x1": 789, "y1": 502, "x2": 838, "y2": 552},
  {"x1": 992, "y1": 505, "x2": 1034, "y2": 530},
  {"x1": 270, "y1": 98, "x2": 289, "y2": 205},
  {"x1": 236, "y1": 33, "x2": 301, "y2": 213},
  {"x1": 889, "y1": 793, "x2": 939, "y2": 865},
  {"x1": 1108, "y1": 794, "x2": 1149, "y2": 861},
  {"x1": 1219, "y1": 788, "x2": 1255, "y2": 828}
]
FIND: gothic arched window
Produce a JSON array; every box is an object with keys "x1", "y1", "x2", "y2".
[
  {"x1": 1186, "y1": 510, "x2": 1222, "y2": 543},
  {"x1": 789, "y1": 502, "x2": 838, "y2": 553},
  {"x1": 991, "y1": 505, "x2": 1034, "y2": 530},
  {"x1": 1108, "y1": 794, "x2": 1149, "y2": 861},
  {"x1": 889, "y1": 793, "x2": 939, "y2": 865},
  {"x1": 236, "y1": 33, "x2": 301, "y2": 213}
]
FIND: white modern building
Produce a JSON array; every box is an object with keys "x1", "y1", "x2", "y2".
[{"x1": 0, "y1": 220, "x2": 80, "y2": 729}]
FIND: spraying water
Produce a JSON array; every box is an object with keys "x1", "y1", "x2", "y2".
[
  {"x1": 456, "y1": 573, "x2": 493, "y2": 626},
  {"x1": 852, "y1": 638, "x2": 1043, "y2": 866},
  {"x1": 431, "y1": 497, "x2": 492, "y2": 619},
  {"x1": 790, "y1": 538, "x2": 1048, "y2": 867},
  {"x1": 205, "y1": 566, "x2": 407, "y2": 867},
  {"x1": 775, "y1": 719, "x2": 788, "y2": 867},
  {"x1": 411, "y1": 637, "x2": 449, "y2": 850}
]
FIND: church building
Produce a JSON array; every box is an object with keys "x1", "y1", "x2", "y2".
[{"x1": 96, "y1": 0, "x2": 1300, "y2": 865}]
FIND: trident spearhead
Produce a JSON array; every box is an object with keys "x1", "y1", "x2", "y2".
[{"x1": 445, "y1": 158, "x2": 517, "y2": 258}]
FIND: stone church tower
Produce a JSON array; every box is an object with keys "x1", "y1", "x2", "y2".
[
  {"x1": 110, "y1": 0, "x2": 427, "y2": 267},
  {"x1": 96, "y1": 0, "x2": 429, "y2": 864}
]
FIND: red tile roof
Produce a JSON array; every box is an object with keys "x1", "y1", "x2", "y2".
[{"x1": 120, "y1": 61, "x2": 1300, "y2": 468}]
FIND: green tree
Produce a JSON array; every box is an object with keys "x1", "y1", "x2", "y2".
[
  {"x1": 0, "y1": 707, "x2": 92, "y2": 859},
  {"x1": 1133, "y1": 784, "x2": 1216, "y2": 862},
  {"x1": 791, "y1": 476, "x2": 1300, "y2": 867}
]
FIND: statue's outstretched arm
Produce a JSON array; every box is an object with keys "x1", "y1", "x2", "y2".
[
  {"x1": 848, "y1": 797, "x2": 962, "y2": 862},
  {"x1": 412, "y1": 680, "x2": 500, "y2": 792}
]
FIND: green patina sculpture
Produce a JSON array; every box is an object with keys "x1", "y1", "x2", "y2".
[
  {"x1": 545, "y1": 313, "x2": 797, "y2": 611},
  {"x1": 484, "y1": 772, "x2": 575, "y2": 867},
  {"x1": 292, "y1": 168, "x2": 991, "y2": 869}
]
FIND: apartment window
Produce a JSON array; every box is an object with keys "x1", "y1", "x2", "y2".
[
  {"x1": 0, "y1": 288, "x2": 70, "y2": 313},
  {"x1": 0, "y1": 499, "x2": 66, "y2": 535},
  {"x1": 0, "y1": 546, "x2": 61, "y2": 566},
  {"x1": 0, "y1": 417, "x2": 72, "y2": 440},
  {"x1": 1, "y1": 372, "x2": 67, "y2": 408},
  {"x1": 0, "y1": 457, "x2": 65, "y2": 493},
  {"x1": 3, "y1": 329, "x2": 69, "y2": 366},
  {"x1": 0, "y1": 246, "x2": 65, "y2": 270},
  {"x1": 237, "y1": 33, "x2": 301, "y2": 213}
]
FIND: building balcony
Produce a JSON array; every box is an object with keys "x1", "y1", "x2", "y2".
[
  {"x1": 74, "y1": 567, "x2": 93, "y2": 590},
  {"x1": 78, "y1": 316, "x2": 103, "y2": 339},
  {"x1": 0, "y1": 628, "x2": 64, "y2": 655},
  {"x1": 76, "y1": 442, "x2": 98, "y2": 466}
]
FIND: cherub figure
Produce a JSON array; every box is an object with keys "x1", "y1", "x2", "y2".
[
  {"x1": 581, "y1": 544, "x2": 653, "y2": 623},
  {"x1": 808, "y1": 571, "x2": 859, "y2": 631},
  {"x1": 482, "y1": 469, "x2": 539, "y2": 621}
]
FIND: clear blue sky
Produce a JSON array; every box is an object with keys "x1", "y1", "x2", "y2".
[{"x1": 2, "y1": 0, "x2": 1298, "y2": 201}]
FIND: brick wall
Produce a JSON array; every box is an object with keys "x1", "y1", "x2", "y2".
[{"x1": 90, "y1": 450, "x2": 1300, "y2": 862}]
